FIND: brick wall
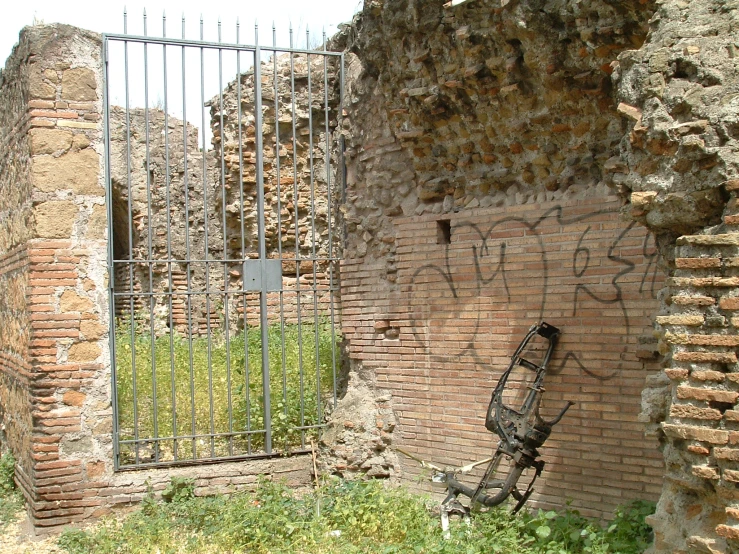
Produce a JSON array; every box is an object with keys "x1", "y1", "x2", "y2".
[
  {"x1": 0, "y1": 19, "x2": 41, "y2": 506},
  {"x1": 341, "y1": 195, "x2": 665, "y2": 518},
  {"x1": 640, "y1": 182, "x2": 739, "y2": 552},
  {"x1": 0, "y1": 24, "x2": 313, "y2": 532}
]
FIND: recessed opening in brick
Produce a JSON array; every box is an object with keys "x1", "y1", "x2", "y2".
[{"x1": 437, "y1": 219, "x2": 451, "y2": 245}]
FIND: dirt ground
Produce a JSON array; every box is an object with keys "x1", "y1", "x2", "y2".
[{"x1": 0, "y1": 510, "x2": 63, "y2": 554}]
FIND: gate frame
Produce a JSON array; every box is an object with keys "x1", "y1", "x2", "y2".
[{"x1": 102, "y1": 20, "x2": 345, "y2": 471}]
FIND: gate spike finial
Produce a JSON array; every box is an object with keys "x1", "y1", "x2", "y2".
[
  {"x1": 200, "y1": 14, "x2": 204, "y2": 40},
  {"x1": 143, "y1": 8, "x2": 147, "y2": 36},
  {"x1": 163, "y1": 11, "x2": 167, "y2": 38},
  {"x1": 236, "y1": 18, "x2": 240, "y2": 44},
  {"x1": 218, "y1": 17, "x2": 222, "y2": 42},
  {"x1": 123, "y1": 6, "x2": 127, "y2": 34},
  {"x1": 182, "y1": 13, "x2": 186, "y2": 39}
]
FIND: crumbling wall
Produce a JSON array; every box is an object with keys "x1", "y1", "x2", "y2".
[
  {"x1": 209, "y1": 52, "x2": 341, "y2": 328},
  {"x1": 325, "y1": 0, "x2": 668, "y2": 513},
  {"x1": 0, "y1": 16, "x2": 35, "y2": 491},
  {"x1": 326, "y1": 0, "x2": 739, "y2": 550},
  {"x1": 613, "y1": 1, "x2": 739, "y2": 551},
  {"x1": 108, "y1": 107, "x2": 225, "y2": 334}
]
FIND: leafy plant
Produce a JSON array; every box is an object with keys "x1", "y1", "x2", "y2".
[
  {"x1": 604, "y1": 500, "x2": 656, "y2": 554},
  {"x1": 162, "y1": 477, "x2": 195, "y2": 503},
  {"x1": 56, "y1": 476, "x2": 656, "y2": 554},
  {"x1": 0, "y1": 451, "x2": 23, "y2": 530},
  {"x1": 114, "y1": 318, "x2": 339, "y2": 463}
]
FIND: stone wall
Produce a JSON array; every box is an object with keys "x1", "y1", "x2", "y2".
[
  {"x1": 0, "y1": 19, "x2": 34, "y2": 491},
  {"x1": 321, "y1": 0, "x2": 739, "y2": 551},
  {"x1": 108, "y1": 50, "x2": 342, "y2": 335},
  {"x1": 0, "y1": 24, "x2": 313, "y2": 532},
  {"x1": 108, "y1": 106, "x2": 225, "y2": 334},
  {"x1": 614, "y1": 1, "x2": 739, "y2": 552},
  {"x1": 208, "y1": 52, "x2": 341, "y2": 328},
  {"x1": 323, "y1": 0, "x2": 668, "y2": 513}
]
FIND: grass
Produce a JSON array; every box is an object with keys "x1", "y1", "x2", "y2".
[
  {"x1": 57, "y1": 478, "x2": 655, "y2": 554},
  {"x1": 115, "y1": 318, "x2": 338, "y2": 464},
  {"x1": 0, "y1": 451, "x2": 23, "y2": 531}
]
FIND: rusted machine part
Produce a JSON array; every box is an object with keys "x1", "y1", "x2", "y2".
[{"x1": 437, "y1": 322, "x2": 574, "y2": 522}]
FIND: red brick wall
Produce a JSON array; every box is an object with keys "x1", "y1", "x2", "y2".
[{"x1": 341, "y1": 195, "x2": 665, "y2": 517}]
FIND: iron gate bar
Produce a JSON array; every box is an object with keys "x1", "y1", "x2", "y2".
[
  {"x1": 274, "y1": 24, "x2": 289, "y2": 439},
  {"x1": 289, "y1": 26, "x2": 306, "y2": 449},
  {"x1": 163, "y1": 13, "x2": 179, "y2": 463},
  {"x1": 180, "y1": 14, "x2": 198, "y2": 462},
  {"x1": 257, "y1": 23, "x2": 274, "y2": 454},
  {"x1": 103, "y1": 30, "x2": 120, "y2": 471},
  {"x1": 104, "y1": 11, "x2": 344, "y2": 469},
  {"x1": 217, "y1": 18, "x2": 235, "y2": 458},
  {"x1": 102, "y1": 33, "x2": 344, "y2": 56},
  {"x1": 142, "y1": 10, "x2": 159, "y2": 467},
  {"x1": 236, "y1": 21, "x2": 252, "y2": 455},
  {"x1": 122, "y1": 14, "x2": 140, "y2": 465}
]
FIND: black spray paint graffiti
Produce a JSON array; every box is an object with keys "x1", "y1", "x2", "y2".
[{"x1": 408, "y1": 206, "x2": 659, "y2": 381}]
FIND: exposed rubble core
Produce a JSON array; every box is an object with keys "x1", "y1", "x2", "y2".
[
  {"x1": 614, "y1": 1, "x2": 739, "y2": 551},
  {"x1": 1, "y1": 0, "x2": 739, "y2": 548},
  {"x1": 328, "y1": 0, "x2": 739, "y2": 551}
]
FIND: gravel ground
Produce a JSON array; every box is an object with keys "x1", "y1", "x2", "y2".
[{"x1": 0, "y1": 511, "x2": 63, "y2": 554}]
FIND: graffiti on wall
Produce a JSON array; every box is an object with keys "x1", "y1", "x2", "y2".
[{"x1": 407, "y1": 205, "x2": 659, "y2": 380}]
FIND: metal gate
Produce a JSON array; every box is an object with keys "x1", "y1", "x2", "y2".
[{"x1": 103, "y1": 12, "x2": 344, "y2": 469}]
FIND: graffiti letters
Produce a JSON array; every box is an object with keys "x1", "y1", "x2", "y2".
[{"x1": 407, "y1": 205, "x2": 659, "y2": 381}]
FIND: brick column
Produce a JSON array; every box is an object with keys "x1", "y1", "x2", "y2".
[
  {"x1": 17, "y1": 24, "x2": 109, "y2": 529},
  {"x1": 647, "y1": 181, "x2": 739, "y2": 553}
]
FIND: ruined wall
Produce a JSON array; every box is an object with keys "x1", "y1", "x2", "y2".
[
  {"x1": 0, "y1": 22, "x2": 112, "y2": 528},
  {"x1": 0, "y1": 16, "x2": 35, "y2": 491},
  {"x1": 0, "y1": 24, "x2": 313, "y2": 532},
  {"x1": 108, "y1": 51, "x2": 341, "y2": 336},
  {"x1": 613, "y1": 1, "x2": 739, "y2": 552},
  {"x1": 109, "y1": 107, "x2": 225, "y2": 334},
  {"x1": 209, "y1": 52, "x2": 341, "y2": 328},
  {"x1": 324, "y1": 0, "x2": 669, "y2": 514},
  {"x1": 325, "y1": 0, "x2": 739, "y2": 551}
]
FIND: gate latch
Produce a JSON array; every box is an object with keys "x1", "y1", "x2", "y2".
[{"x1": 243, "y1": 259, "x2": 283, "y2": 292}]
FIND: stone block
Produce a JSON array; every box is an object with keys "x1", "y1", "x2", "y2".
[
  {"x1": 29, "y1": 65, "x2": 56, "y2": 100},
  {"x1": 32, "y1": 149, "x2": 101, "y2": 195},
  {"x1": 62, "y1": 391, "x2": 86, "y2": 407},
  {"x1": 676, "y1": 386, "x2": 739, "y2": 404},
  {"x1": 662, "y1": 423, "x2": 728, "y2": 445},
  {"x1": 60, "y1": 291, "x2": 93, "y2": 313},
  {"x1": 671, "y1": 295, "x2": 715, "y2": 306},
  {"x1": 68, "y1": 342, "x2": 101, "y2": 362},
  {"x1": 29, "y1": 128, "x2": 74, "y2": 155},
  {"x1": 86, "y1": 205, "x2": 107, "y2": 239},
  {"x1": 34, "y1": 201, "x2": 78, "y2": 239},
  {"x1": 692, "y1": 465, "x2": 720, "y2": 480},
  {"x1": 61, "y1": 68, "x2": 97, "y2": 101},
  {"x1": 656, "y1": 315, "x2": 704, "y2": 326},
  {"x1": 670, "y1": 404, "x2": 722, "y2": 420},
  {"x1": 80, "y1": 320, "x2": 105, "y2": 340},
  {"x1": 673, "y1": 351, "x2": 737, "y2": 364}
]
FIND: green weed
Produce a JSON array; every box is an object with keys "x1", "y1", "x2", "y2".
[
  {"x1": 114, "y1": 319, "x2": 338, "y2": 463},
  {"x1": 57, "y1": 477, "x2": 655, "y2": 554},
  {"x1": 0, "y1": 451, "x2": 23, "y2": 530}
]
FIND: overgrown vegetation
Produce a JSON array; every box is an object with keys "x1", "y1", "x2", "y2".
[
  {"x1": 0, "y1": 451, "x2": 23, "y2": 530},
  {"x1": 115, "y1": 319, "x2": 338, "y2": 463},
  {"x1": 58, "y1": 478, "x2": 654, "y2": 554}
]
